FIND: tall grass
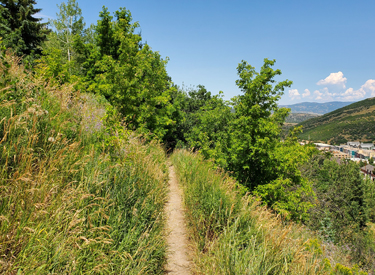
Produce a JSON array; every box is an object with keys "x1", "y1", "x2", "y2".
[
  {"x1": 0, "y1": 52, "x2": 168, "y2": 274},
  {"x1": 171, "y1": 149, "x2": 368, "y2": 275}
]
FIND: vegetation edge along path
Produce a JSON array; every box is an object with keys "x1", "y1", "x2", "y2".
[{"x1": 165, "y1": 163, "x2": 191, "y2": 274}]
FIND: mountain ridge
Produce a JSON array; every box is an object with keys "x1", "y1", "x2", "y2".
[
  {"x1": 280, "y1": 101, "x2": 355, "y2": 115},
  {"x1": 297, "y1": 97, "x2": 375, "y2": 144}
]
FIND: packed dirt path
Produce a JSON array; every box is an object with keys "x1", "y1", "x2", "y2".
[{"x1": 165, "y1": 164, "x2": 191, "y2": 274}]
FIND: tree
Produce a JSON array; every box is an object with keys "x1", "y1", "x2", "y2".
[
  {"x1": 89, "y1": 6, "x2": 175, "y2": 140},
  {"x1": 225, "y1": 59, "x2": 317, "y2": 221},
  {"x1": 185, "y1": 59, "x2": 315, "y2": 221},
  {"x1": 302, "y1": 154, "x2": 367, "y2": 241},
  {"x1": 48, "y1": 0, "x2": 85, "y2": 63},
  {"x1": 186, "y1": 91, "x2": 232, "y2": 167},
  {"x1": 96, "y1": 6, "x2": 114, "y2": 57},
  {"x1": 162, "y1": 84, "x2": 228, "y2": 150},
  {"x1": 0, "y1": 0, "x2": 49, "y2": 62},
  {"x1": 227, "y1": 58, "x2": 292, "y2": 187},
  {"x1": 38, "y1": 0, "x2": 87, "y2": 82}
]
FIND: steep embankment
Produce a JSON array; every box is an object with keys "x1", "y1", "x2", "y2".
[
  {"x1": 298, "y1": 97, "x2": 375, "y2": 144},
  {"x1": 0, "y1": 53, "x2": 168, "y2": 274},
  {"x1": 171, "y1": 150, "x2": 367, "y2": 274}
]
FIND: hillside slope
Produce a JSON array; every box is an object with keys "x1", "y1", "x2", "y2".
[
  {"x1": 280, "y1": 101, "x2": 354, "y2": 114},
  {"x1": 285, "y1": 112, "x2": 321, "y2": 123},
  {"x1": 0, "y1": 53, "x2": 168, "y2": 274},
  {"x1": 298, "y1": 97, "x2": 375, "y2": 144},
  {"x1": 171, "y1": 150, "x2": 366, "y2": 274}
]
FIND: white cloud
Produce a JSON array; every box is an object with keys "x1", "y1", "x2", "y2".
[
  {"x1": 314, "y1": 90, "x2": 323, "y2": 100},
  {"x1": 302, "y1": 89, "x2": 310, "y2": 98},
  {"x1": 317, "y1": 71, "x2": 347, "y2": 89},
  {"x1": 339, "y1": 79, "x2": 375, "y2": 100},
  {"x1": 362, "y1": 79, "x2": 375, "y2": 96},
  {"x1": 35, "y1": 13, "x2": 54, "y2": 19},
  {"x1": 340, "y1": 87, "x2": 365, "y2": 100},
  {"x1": 288, "y1": 89, "x2": 300, "y2": 100}
]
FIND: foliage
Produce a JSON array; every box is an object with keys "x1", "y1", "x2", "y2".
[
  {"x1": 183, "y1": 59, "x2": 315, "y2": 221},
  {"x1": 0, "y1": 51, "x2": 168, "y2": 274},
  {"x1": 171, "y1": 149, "x2": 363, "y2": 274},
  {"x1": 38, "y1": 5, "x2": 175, "y2": 141},
  {"x1": 363, "y1": 177, "x2": 375, "y2": 223},
  {"x1": 185, "y1": 91, "x2": 232, "y2": 167},
  {"x1": 38, "y1": 0, "x2": 85, "y2": 82},
  {"x1": 301, "y1": 154, "x2": 375, "y2": 270},
  {"x1": 161, "y1": 85, "x2": 188, "y2": 150},
  {"x1": 3, "y1": 1, "x2": 375, "y2": 272},
  {"x1": 302, "y1": 155, "x2": 367, "y2": 239},
  {"x1": 227, "y1": 58, "x2": 292, "y2": 186},
  {"x1": 163, "y1": 84, "x2": 222, "y2": 150},
  {"x1": 0, "y1": 0, "x2": 49, "y2": 63},
  {"x1": 249, "y1": 128, "x2": 316, "y2": 221}
]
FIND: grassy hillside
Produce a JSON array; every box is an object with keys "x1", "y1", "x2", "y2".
[
  {"x1": 280, "y1": 101, "x2": 354, "y2": 114},
  {"x1": 171, "y1": 150, "x2": 367, "y2": 274},
  {"x1": 298, "y1": 97, "x2": 375, "y2": 144},
  {"x1": 0, "y1": 53, "x2": 168, "y2": 274}
]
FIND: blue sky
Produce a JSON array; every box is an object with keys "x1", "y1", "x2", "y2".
[{"x1": 35, "y1": 0, "x2": 375, "y2": 105}]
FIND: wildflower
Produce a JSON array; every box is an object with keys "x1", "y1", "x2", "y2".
[{"x1": 48, "y1": 137, "x2": 55, "y2": 143}]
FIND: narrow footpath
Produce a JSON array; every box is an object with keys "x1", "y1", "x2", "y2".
[{"x1": 165, "y1": 164, "x2": 191, "y2": 274}]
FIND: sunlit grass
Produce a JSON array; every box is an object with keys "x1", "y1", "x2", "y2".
[
  {"x1": 0, "y1": 52, "x2": 168, "y2": 274},
  {"x1": 171, "y1": 149, "x2": 367, "y2": 274}
]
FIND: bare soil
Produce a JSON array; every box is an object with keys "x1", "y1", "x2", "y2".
[{"x1": 165, "y1": 164, "x2": 191, "y2": 274}]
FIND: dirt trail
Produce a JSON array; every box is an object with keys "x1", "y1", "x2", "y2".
[{"x1": 165, "y1": 164, "x2": 191, "y2": 274}]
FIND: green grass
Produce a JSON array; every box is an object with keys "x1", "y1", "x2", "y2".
[
  {"x1": 171, "y1": 149, "x2": 368, "y2": 274},
  {"x1": 0, "y1": 52, "x2": 168, "y2": 274}
]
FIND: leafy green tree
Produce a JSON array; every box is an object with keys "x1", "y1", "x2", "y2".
[
  {"x1": 89, "y1": 6, "x2": 175, "y2": 140},
  {"x1": 186, "y1": 91, "x2": 232, "y2": 167},
  {"x1": 162, "y1": 86, "x2": 188, "y2": 149},
  {"x1": 227, "y1": 58, "x2": 292, "y2": 187},
  {"x1": 301, "y1": 154, "x2": 375, "y2": 269},
  {"x1": 0, "y1": 0, "x2": 49, "y2": 62},
  {"x1": 186, "y1": 85, "x2": 212, "y2": 112},
  {"x1": 253, "y1": 128, "x2": 316, "y2": 221},
  {"x1": 187, "y1": 59, "x2": 315, "y2": 221},
  {"x1": 96, "y1": 6, "x2": 115, "y2": 57},
  {"x1": 38, "y1": 0, "x2": 87, "y2": 82},
  {"x1": 48, "y1": 0, "x2": 85, "y2": 62},
  {"x1": 38, "y1": 5, "x2": 175, "y2": 140},
  {"x1": 230, "y1": 61, "x2": 317, "y2": 221},
  {"x1": 163, "y1": 84, "x2": 225, "y2": 150}
]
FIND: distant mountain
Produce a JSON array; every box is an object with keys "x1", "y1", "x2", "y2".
[
  {"x1": 285, "y1": 113, "x2": 321, "y2": 123},
  {"x1": 280, "y1": 101, "x2": 355, "y2": 115},
  {"x1": 297, "y1": 97, "x2": 375, "y2": 144}
]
